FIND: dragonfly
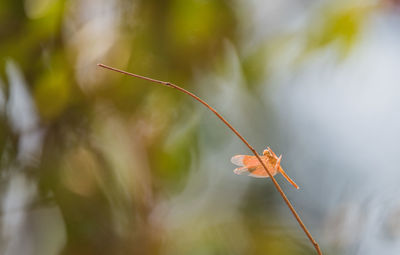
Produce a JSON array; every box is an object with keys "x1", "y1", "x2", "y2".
[{"x1": 231, "y1": 147, "x2": 299, "y2": 189}]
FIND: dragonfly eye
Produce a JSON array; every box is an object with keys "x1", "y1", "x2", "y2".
[{"x1": 263, "y1": 150, "x2": 272, "y2": 156}]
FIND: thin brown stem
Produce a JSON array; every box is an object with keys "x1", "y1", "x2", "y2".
[{"x1": 97, "y1": 63, "x2": 322, "y2": 255}]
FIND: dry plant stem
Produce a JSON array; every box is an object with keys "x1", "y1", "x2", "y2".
[{"x1": 97, "y1": 63, "x2": 322, "y2": 255}]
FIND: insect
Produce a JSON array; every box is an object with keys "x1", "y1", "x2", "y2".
[{"x1": 231, "y1": 147, "x2": 299, "y2": 189}]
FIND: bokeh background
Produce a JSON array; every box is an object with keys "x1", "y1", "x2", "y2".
[{"x1": 1, "y1": 0, "x2": 400, "y2": 254}]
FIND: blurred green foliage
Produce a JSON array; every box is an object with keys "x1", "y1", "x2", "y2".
[{"x1": 303, "y1": 3, "x2": 373, "y2": 57}]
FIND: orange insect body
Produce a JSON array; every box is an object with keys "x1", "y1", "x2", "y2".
[{"x1": 231, "y1": 147, "x2": 299, "y2": 189}]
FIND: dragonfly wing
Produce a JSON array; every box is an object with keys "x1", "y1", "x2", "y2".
[
  {"x1": 231, "y1": 155, "x2": 260, "y2": 166},
  {"x1": 231, "y1": 155, "x2": 263, "y2": 166},
  {"x1": 233, "y1": 165, "x2": 257, "y2": 175},
  {"x1": 248, "y1": 173, "x2": 268, "y2": 178},
  {"x1": 248, "y1": 165, "x2": 279, "y2": 178},
  {"x1": 231, "y1": 155, "x2": 245, "y2": 166},
  {"x1": 234, "y1": 165, "x2": 276, "y2": 178}
]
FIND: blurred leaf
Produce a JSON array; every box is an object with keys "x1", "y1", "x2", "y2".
[
  {"x1": 34, "y1": 67, "x2": 71, "y2": 119},
  {"x1": 304, "y1": 3, "x2": 375, "y2": 56}
]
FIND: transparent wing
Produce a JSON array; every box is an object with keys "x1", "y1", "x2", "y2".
[
  {"x1": 233, "y1": 165, "x2": 258, "y2": 176},
  {"x1": 234, "y1": 165, "x2": 276, "y2": 178},
  {"x1": 231, "y1": 155, "x2": 263, "y2": 166},
  {"x1": 231, "y1": 155, "x2": 246, "y2": 166}
]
